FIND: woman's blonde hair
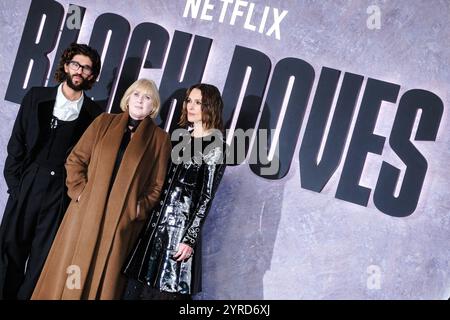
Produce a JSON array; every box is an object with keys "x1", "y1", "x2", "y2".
[{"x1": 120, "y1": 79, "x2": 161, "y2": 118}]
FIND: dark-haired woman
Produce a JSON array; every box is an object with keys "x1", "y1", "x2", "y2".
[{"x1": 122, "y1": 83, "x2": 227, "y2": 300}]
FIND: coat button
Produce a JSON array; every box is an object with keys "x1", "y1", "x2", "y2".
[
  {"x1": 160, "y1": 200, "x2": 163, "y2": 205},
  {"x1": 155, "y1": 212, "x2": 159, "y2": 216},
  {"x1": 50, "y1": 171, "x2": 55, "y2": 176},
  {"x1": 151, "y1": 223, "x2": 156, "y2": 227}
]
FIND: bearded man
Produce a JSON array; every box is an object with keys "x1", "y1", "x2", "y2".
[{"x1": 0, "y1": 43, "x2": 103, "y2": 299}]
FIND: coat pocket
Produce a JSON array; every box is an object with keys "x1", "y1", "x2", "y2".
[{"x1": 76, "y1": 184, "x2": 87, "y2": 203}]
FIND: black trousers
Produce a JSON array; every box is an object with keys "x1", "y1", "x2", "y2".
[
  {"x1": 1, "y1": 163, "x2": 65, "y2": 300},
  {"x1": 122, "y1": 278, "x2": 192, "y2": 300}
]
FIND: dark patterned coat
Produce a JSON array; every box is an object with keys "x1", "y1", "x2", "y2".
[{"x1": 123, "y1": 134, "x2": 227, "y2": 295}]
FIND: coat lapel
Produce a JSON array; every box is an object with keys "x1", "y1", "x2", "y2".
[
  {"x1": 118, "y1": 116, "x2": 157, "y2": 187},
  {"x1": 30, "y1": 87, "x2": 58, "y2": 152},
  {"x1": 106, "y1": 114, "x2": 158, "y2": 215},
  {"x1": 96, "y1": 112, "x2": 129, "y2": 185},
  {"x1": 70, "y1": 97, "x2": 94, "y2": 148}
]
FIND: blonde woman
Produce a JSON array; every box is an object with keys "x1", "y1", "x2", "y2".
[{"x1": 32, "y1": 79, "x2": 171, "y2": 299}]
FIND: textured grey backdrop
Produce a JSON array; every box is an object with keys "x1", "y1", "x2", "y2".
[{"x1": 0, "y1": 0, "x2": 449, "y2": 299}]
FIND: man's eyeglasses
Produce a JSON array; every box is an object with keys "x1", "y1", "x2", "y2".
[{"x1": 67, "y1": 60, "x2": 93, "y2": 76}]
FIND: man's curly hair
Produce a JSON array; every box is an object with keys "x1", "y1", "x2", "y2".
[{"x1": 54, "y1": 43, "x2": 101, "y2": 90}]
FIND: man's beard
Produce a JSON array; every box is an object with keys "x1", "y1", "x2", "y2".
[{"x1": 65, "y1": 73, "x2": 90, "y2": 91}]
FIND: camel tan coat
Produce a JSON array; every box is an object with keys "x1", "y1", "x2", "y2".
[{"x1": 31, "y1": 112, "x2": 171, "y2": 300}]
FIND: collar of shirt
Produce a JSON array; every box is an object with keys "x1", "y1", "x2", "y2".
[{"x1": 53, "y1": 83, "x2": 84, "y2": 121}]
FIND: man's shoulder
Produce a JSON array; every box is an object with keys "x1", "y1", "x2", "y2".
[
  {"x1": 18, "y1": 86, "x2": 57, "y2": 113},
  {"x1": 26, "y1": 86, "x2": 57, "y2": 99},
  {"x1": 82, "y1": 94, "x2": 103, "y2": 116}
]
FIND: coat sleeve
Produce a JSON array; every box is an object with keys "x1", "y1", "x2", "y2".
[
  {"x1": 65, "y1": 114, "x2": 106, "y2": 201},
  {"x1": 3, "y1": 88, "x2": 33, "y2": 198},
  {"x1": 181, "y1": 146, "x2": 226, "y2": 247},
  {"x1": 137, "y1": 133, "x2": 172, "y2": 221}
]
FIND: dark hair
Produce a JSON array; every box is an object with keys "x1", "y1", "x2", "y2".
[
  {"x1": 178, "y1": 83, "x2": 224, "y2": 131},
  {"x1": 54, "y1": 43, "x2": 101, "y2": 90}
]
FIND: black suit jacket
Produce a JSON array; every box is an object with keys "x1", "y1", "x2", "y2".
[
  {"x1": 3, "y1": 85, "x2": 103, "y2": 197},
  {"x1": 0, "y1": 85, "x2": 103, "y2": 299}
]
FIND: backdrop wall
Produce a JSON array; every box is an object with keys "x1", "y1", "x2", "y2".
[{"x1": 0, "y1": 0, "x2": 449, "y2": 299}]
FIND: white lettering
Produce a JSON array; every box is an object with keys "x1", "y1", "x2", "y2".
[
  {"x1": 200, "y1": 0, "x2": 214, "y2": 21},
  {"x1": 266, "y1": 8, "x2": 288, "y2": 40},
  {"x1": 183, "y1": 0, "x2": 202, "y2": 18}
]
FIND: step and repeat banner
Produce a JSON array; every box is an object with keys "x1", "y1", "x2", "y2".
[{"x1": 0, "y1": 0, "x2": 449, "y2": 299}]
